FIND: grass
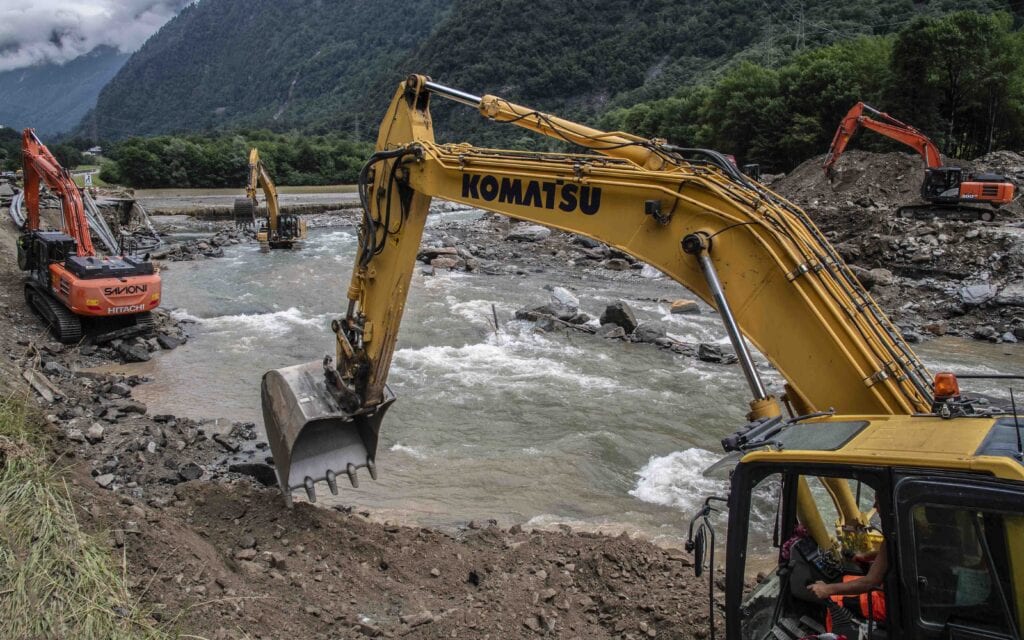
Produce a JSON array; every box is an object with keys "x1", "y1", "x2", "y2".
[{"x1": 0, "y1": 396, "x2": 169, "y2": 640}]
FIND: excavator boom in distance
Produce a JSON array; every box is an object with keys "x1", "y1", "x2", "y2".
[
  {"x1": 18, "y1": 129, "x2": 161, "y2": 342},
  {"x1": 234, "y1": 148, "x2": 307, "y2": 249},
  {"x1": 823, "y1": 102, "x2": 1016, "y2": 221},
  {"x1": 262, "y1": 77, "x2": 1023, "y2": 640}
]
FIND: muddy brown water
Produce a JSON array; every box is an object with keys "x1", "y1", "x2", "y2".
[{"x1": 94, "y1": 211, "x2": 1022, "y2": 547}]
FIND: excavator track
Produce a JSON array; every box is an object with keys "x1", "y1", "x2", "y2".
[
  {"x1": 897, "y1": 203, "x2": 996, "y2": 222},
  {"x1": 25, "y1": 283, "x2": 83, "y2": 344}
]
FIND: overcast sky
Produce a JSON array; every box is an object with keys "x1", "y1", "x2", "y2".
[{"x1": 0, "y1": 0, "x2": 192, "y2": 72}]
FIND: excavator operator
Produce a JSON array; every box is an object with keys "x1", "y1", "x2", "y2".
[{"x1": 808, "y1": 496, "x2": 889, "y2": 634}]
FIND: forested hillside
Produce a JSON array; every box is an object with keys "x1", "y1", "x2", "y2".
[
  {"x1": 80, "y1": 0, "x2": 1024, "y2": 183},
  {"x1": 80, "y1": 0, "x2": 453, "y2": 139}
]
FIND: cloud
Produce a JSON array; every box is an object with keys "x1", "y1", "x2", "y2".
[{"x1": 0, "y1": 1, "x2": 192, "y2": 72}]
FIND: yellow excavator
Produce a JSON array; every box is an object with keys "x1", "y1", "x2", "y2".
[
  {"x1": 261, "y1": 76, "x2": 1023, "y2": 639},
  {"x1": 234, "y1": 148, "x2": 307, "y2": 249}
]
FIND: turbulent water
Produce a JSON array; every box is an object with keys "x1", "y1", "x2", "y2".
[{"x1": 116, "y1": 212, "x2": 1021, "y2": 546}]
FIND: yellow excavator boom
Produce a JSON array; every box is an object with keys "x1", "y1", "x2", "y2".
[
  {"x1": 261, "y1": 75, "x2": 936, "y2": 505},
  {"x1": 237, "y1": 147, "x2": 307, "y2": 249}
]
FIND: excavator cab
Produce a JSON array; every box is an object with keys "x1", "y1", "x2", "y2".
[
  {"x1": 695, "y1": 416, "x2": 1024, "y2": 640},
  {"x1": 921, "y1": 167, "x2": 964, "y2": 203}
]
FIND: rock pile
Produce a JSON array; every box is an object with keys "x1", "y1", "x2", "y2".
[
  {"x1": 772, "y1": 150, "x2": 1024, "y2": 342},
  {"x1": 515, "y1": 291, "x2": 738, "y2": 364},
  {"x1": 151, "y1": 227, "x2": 251, "y2": 261}
]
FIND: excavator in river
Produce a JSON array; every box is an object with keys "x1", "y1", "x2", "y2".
[
  {"x1": 823, "y1": 102, "x2": 1016, "y2": 221},
  {"x1": 18, "y1": 130, "x2": 161, "y2": 343},
  {"x1": 234, "y1": 148, "x2": 306, "y2": 249},
  {"x1": 261, "y1": 77, "x2": 1023, "y2": 639}
]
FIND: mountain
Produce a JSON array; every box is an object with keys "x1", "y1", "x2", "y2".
[
  {"x1": 0, "y1": 46, "x2": 130, "y2": 136},
  {"x1": 81, "y1": 0, "x2": 1018, "y2": 142}
]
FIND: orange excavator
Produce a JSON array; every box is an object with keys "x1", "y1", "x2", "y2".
[
  {"x1": 17, "y1": 130, "x2": 161, "y2": 343},
  {"x1": 823, "y1": 102, "x2": 1015, "y2": 221}
]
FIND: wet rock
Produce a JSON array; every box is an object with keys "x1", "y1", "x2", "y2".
[
  {"x1": 549, "y1": 286, "x2": 579, "y2": 311},
  {"x1": 178, "y1": 462, "x2": 204, "y2": 481},
  {"x1": 901, "y1": 329, "x2": 923, "y2": 344},
  {"x1": 601, "y1": 258, "x2": 631, "y2": 271},
  {"x1": 960, "y1": 284, "x2": 998, "y2": 306},
  {"x1": 599, "y1": 301, "x2": 638, "y2": 333},
  {"x1": 115, "y1": 399, "x2": 148, "y2": 415},
  {"x1": 156, "y1": 334, "x2": 181, "y2": 350},
  {"x1": 698, "y1": 343, "x2": 724, "y2": 363},
  {"x1": 506, "y1": 225, "x2": 551, "y2": 242},
  {"x1": 632, "y1": 322, "x2": 668, "y2": 344},
  {"x1": 597, "y1": 324, "x2": 626, "y2": 339},
  {"x1": 516, "y1": 303, "x2": 576, "y2": 323},
  {"x1": 117, "y1": 342, "x2": 151, "y2": 363},
  {"x1": 430, "y1": 256, "x2": 460, "y2": 270},
  {"x1": 974, "y1": 325, "x2": 999, "y2": 341},
  {"x1": 420, "y1": 265, "x2": 435, "y2": 277},
  {"x1": 229, "y1": 460, "x2": 278, "y2": 487},
  {"x1": 996, "y1": 283, "x2": 1024, "y2": 307},
  {"x1": 566, "y1": 312, "x2": 591, "y2": 325},
  {"x1": 1001, "y1": 332, "x2": 1018, "y2": 343},
  {"x1": 418, "y1": 247, "x2": 457, "y2": 262},
  {"x1": 670, "y1": 299, "x2": 700, "y2": 315},
  {"x1": 572, "y1": 235, "x2": 602, "y2": 249}
]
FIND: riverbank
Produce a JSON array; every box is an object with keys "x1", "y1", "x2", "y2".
[{"x1": 0, "y1": 202, "x2": 719, "y2": 638}]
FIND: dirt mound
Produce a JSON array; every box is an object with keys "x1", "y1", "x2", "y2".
[
  {"x1": 775, "y1": 150, "x2": 922, "y2": 210},
  {"x1": 772, "y1": 150, "x2": 1024, "y2": 342},
  {"x1": 75, "y1": 480, "x2": 715, "y2": 639}
]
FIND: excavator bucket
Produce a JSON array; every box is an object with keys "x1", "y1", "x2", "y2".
[{"x1": 261, "y1": 360, "x2": 394, "y2": 507}]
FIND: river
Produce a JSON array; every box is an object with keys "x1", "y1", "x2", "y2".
[{"x1": 104, "y1": 211, "x2": 1022, "y2": 546}]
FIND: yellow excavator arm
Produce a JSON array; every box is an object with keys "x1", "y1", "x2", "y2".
[
  {"x1": 261, "y1": 75, "x2": 933, "y2": 505},
  {"x1": 237, "y1": 148, "x2": 306, "y2": 248}
]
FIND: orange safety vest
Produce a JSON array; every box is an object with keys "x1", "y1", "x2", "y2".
[{"x1": 825, "y1": 575, "x2": 887, "y2": 632}]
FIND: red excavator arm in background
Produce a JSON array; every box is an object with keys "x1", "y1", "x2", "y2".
[
  {"x1": 823, "y1": 102, "x2": 943, "y2": 173},
  {"x1": 22, "y1": 129, "x2": 94, "y2": 257}
]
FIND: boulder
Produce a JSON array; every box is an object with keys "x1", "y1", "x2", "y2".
[
  {"x1": 868, "y1": 268, "x2": 895, "y2": 287},
  {"x1": 506, "y1": 225, "x2": 551, "y2": 242},
  {"x1": 996, "y1": 283, "x2": 1024, "y2": 307},
  {"x1": 515, "y1": 303, "x2": 575, "y2": 322},
  {"x1": 670, "y1": 299, "x2": 700, "y2": 315},
  {"x1": 599, "y1": 301, "x2": 638, "y2": 333},
  {"x1": 960, "y1": 284, "x2": 998, "y2": 306},
  {"x1": 549, "y1": 286, "x2": 579, "y2": 311},
  {"x1": 430, "y1": 256, "x2": 460, "y2": 270},
  {"x1": 596, "y1": 324, "x2": 626, "y2": 339},
  {"x1": 632, "y1": 322, "x2": 668, "y2": 344},
  {"x1": 698, "y1": 343, "x2": 721, "y2": 362},
  {"x1": 117, "y1": 342, "x2": 151, "y2": 363}
]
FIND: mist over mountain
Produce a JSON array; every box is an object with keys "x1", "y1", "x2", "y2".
[{"x1": 0, "y1": 45, "x2": 128, "y2": 135}]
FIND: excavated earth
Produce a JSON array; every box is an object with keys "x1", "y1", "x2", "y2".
[
  {"x1": 771, "y1": 150, "x2": 1024, "y2": 342},
  {"x1": 2, "y1": 148, "x2": 1022, "y2": 639}
]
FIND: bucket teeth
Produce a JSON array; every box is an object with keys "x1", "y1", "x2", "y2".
[
  {"x1": 346, "y1": 463, "x2": 359, "y2": 488},
  {"x1": 367, "y1": 458, "x2": 378, "y2": 481},
  {"x1": 304, "y1": 476, "x2": 317, "y2": 503},
  {"x1": 326, "y1": 470, "x2": 339, "y2": 496}
]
